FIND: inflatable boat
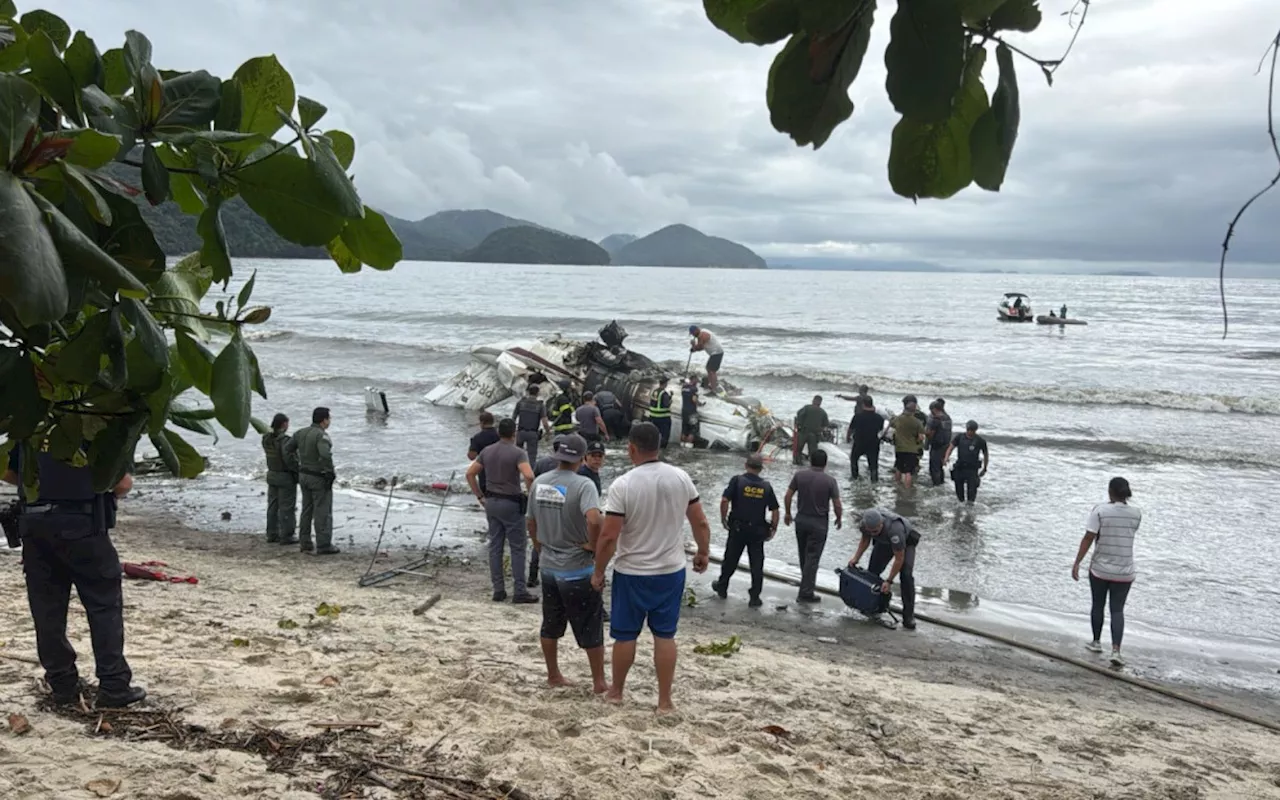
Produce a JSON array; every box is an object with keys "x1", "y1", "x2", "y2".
[{"x1": 1035, "y1": 316, "x2": 1088, "y2": 326}]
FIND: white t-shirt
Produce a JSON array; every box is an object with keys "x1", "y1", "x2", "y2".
[
  {"x1": 1087, "y1": 502, "x2": 1142, "y2": 582},
  {"x1": 604, "y1": 460, "x2": 700, "y2": 576},
  {"x1": 702, "y1": 330, "x2": 724, "y2": 356}
]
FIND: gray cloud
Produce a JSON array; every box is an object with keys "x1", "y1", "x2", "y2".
[{"x1": 39, "y1": 0, "x2": 1280, "y2": 272}]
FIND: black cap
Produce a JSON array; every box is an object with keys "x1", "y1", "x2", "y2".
[
  {"x1": 586, "y1": 440, "x2": 606, "y2": 455},
  {"x1": 557, "y1": 378, "x2": 570, "y2": 390}
]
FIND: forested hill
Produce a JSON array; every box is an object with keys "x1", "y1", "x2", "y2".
[{"x1": 460, "y1": 226, "x2": 610, "y2": 265}]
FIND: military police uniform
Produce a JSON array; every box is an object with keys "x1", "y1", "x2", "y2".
[
  {"x1": 712, "y1": 462, "x2": 779, "y2": 605},
  {"x1": 865, "y1": 509, "x2": 921, "y2": 626},
  {"x1": 7, "y1": 448, "x2": 144, "y2": 706},
  {"x1": 514, "y1": 394, "x2": 547, "y2": 462},
  {"x1": 286, "y1": 424, "x2": 337, "y2": 553},
  {"x1": 262, "y1": 429, "x2": 298, "y2": 544},
  {"x1": 647, "y1": 385, "x2": 673, "y2": 448}
]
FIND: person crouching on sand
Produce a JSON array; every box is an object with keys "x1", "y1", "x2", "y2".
[
  {"x1": 592, "y1": 423, "x2": 711, "y2": 711},
  {"x1": 526, "y1": 434, "x2": 608, "y2": 693}
]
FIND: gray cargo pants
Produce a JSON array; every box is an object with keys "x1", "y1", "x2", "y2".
[
  {"x1": 485, "y1": 498, "x2": 529, "y2": 596},
  {"x1": 265, "y1": 472, "x2": 297, "y2": 542},
  {"x1": 299, "y1": 473, "x2": 333, "y2": 550},
  {"x1": 516, "y1": 430, "x2": 540, "y2": 463},
  {"x1": 794, "y1": 515, "x2": 828, "y2": 598}
]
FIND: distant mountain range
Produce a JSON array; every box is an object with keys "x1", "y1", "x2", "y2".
[{"x1": 461, "y1": 226, "x2": 609, "y2": 265}]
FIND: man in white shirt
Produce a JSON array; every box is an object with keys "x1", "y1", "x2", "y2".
[
  {"x1": 689, "y1": 325, "x2": 724, "y2": 393},
  {"x1": 592, "y1": 422, "x2": 711, "y2": 712}
]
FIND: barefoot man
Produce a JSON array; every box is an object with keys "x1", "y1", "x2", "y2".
[
  {"x1": 526, "y1": 434, "x2": 608, "y2": 692},
  {"x1": 592, "y1": 422, "x2": 711, "y2": 711}
]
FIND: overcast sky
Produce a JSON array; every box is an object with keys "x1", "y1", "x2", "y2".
[{"x1": 42, "y1": 0, "x2": 1280, "y2": 274}]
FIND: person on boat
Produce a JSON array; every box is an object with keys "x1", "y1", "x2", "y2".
[
  {"x1": 688, "y1": 325, "x2": 724, "y2": 393},
  {"x1": 1049, "y1": 310, "x2": 1057, "y2": 318},
  {"x1": 1072, "y1": 477, "x2": 1141, "y2": 667},
  {"x1": 1061, "y1": 304, "x2": 1068, "y2": 319}
]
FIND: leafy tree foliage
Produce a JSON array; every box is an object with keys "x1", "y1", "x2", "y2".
[
  {"x1": 0, "y1": 3, "x2": 402, "y2": 496},
  {"x1": 704, "y1": 0, "x2": 1058, "y2": 200}
]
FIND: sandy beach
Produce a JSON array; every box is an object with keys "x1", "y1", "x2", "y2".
[{"x1": 1, "y1": 506, "x2": 1278, "y2": 800}]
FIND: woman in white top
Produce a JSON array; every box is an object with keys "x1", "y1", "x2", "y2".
[{"x1": 1071, "y1": 477, "x2": 1142, "y2": 666}]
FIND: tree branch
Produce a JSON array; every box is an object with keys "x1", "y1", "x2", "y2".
[
  {"x1": 120, "y1": 157, "x2": 202, "y2": 175},
  {"x1": 964, "y1": 0, "x2": 1092, "y2": 86},
  {"x1": 1218, "y1": 30, "x2": 1280, "y2": 339},
  {"x1": 225, "y1": 135, "x2": 301, "y2": 175}
]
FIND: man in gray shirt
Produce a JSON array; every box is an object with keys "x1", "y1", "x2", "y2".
[
  {"x1": 784, "y1": 449, "x2": 843, "y2": 604},
  {"x1": 466, "y1": 418, "x2": 536, "y2": 603},
  {"x1": 575, "y1": 392, "x2": 610, "y2": 443},
  {"x1": 526, "y1": 434, "x2": 607, "y2": 693}
]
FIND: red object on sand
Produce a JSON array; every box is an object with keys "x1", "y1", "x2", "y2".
[
  {"x1": 122, "y1": 562, "x2": 198, "y2": 584},
  {"x1": 430, "y1": 482, "x2": 448, "y2": 490}
]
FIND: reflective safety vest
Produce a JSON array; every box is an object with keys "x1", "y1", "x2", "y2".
[
  {"x1": 550, "y1": 393, "x2": 577, "y2": 432},
  {"x1": 648, "y1": 388, "x2": 672, "y2": 419}
]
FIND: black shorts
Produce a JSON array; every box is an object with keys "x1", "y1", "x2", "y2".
[
  {"x1": 894, "y1": 452, "x2": 920, "y2": 473},
  {"x1": 706, "y1": 352, "x2": 723, "y2": 372},
  {"x1": 540, "y1": 571, "x2": 604, "y2": 649}
]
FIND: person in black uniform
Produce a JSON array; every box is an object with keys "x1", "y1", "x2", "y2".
[
  {"x1": 943, "y1": 420, "x2": 989, "y2": 504},
  {"x1": 925, "y1": 399, "x2": 953, "y2": 487},
  {"x1": 4, "y1": 446, "x2": 147, "y2": 706},
  {"x1": 513, "y1": 385, "x2": 552, "y2": 462},
  {"x1": 680, "y1": 377, "x2": 701, "y2": 445},
  {"x1": 711, "y1": 453, "x2": 780, "y2": 608},
  {"x1": 846, "y1": 396, "x2": 885, "y2": 481},
  {"x1": 847, "y1": 508, "x2": 922, "y2": 630},
  {"x1": 647, "y1": 377, "x2": 674, "y2": 448},
  {"x1": 578, "y1": 440, "x2": 605, "y2": 493}
]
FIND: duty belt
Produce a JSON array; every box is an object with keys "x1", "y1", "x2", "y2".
[
  {"x1": 518, "y1": 427, "x2": 539, "y2": 432},
  {"x1": 300, "y1": 468, "x2": 333, "y2": 478},
  {"x1": 484, "y1": 492, "x2": 523, "y2": 503},
  {"x1": 25, "y1": 501, "x2": 95, "y2": 515}
]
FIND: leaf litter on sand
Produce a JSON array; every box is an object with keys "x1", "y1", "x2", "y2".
[{"x1": 693, "y1": 635, "x2": 742, "y2": 657}]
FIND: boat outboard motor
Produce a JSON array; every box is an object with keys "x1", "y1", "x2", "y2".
[{"x1": 598, "y1": 320, "x2": 628, "y2": 351}]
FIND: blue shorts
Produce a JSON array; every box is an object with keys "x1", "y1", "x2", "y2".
[{"x1": 609, "y1": 568, "x2": 686, "y2": 642}]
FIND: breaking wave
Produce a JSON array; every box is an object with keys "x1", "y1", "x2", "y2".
[
  {"x1": 983, "y1": 433, "x2": 1280, "y2": 468},
  {"x1": 735, "y1": 367, "x2": 1280, "y2": 416},
  {"x1": 244, "y1": 329, "x2": 465, "y2": 357}
]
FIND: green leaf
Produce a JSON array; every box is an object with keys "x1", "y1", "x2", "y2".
[
  {"x1": 214, "y1": 78, "x2": 241, "y2": 131},
  {"x1": 297, "y1": 95, "x2": 326, "y2": 129},
  {"x1": 101, "y1": 47, "x2": 128, "y2": 94},
  {"x1": 236, "y1": 149, "x2": 346, "y2": 246},
  {"x1": 0, "y1": 173, "x2": 67, "y2": 325},
  {"x1": 58, "y1": 161, "x2": 111, "y2": 224},
  {"x1": 248, "y1": 347, "x2": 266, "y2": 400},
  {"x1": 156, "y1": 69, "x2": 221, "y2": 129},
  {"x1": 120, "y1": 296, "x2": 169, "y2": 370},
  {"x1": 703, "y1": 0, "x2": 772, "y2": 43},
  {"x1": 744, "y1": 0, "x2": 799, "y2": 45},
  {"x1": 123, "y1": 30, "x2": 152, "y2": 95},
  {"x1": 80, "y1": 85, "x2": 135, "y2": 155},
  {"x1": 241, "y1": 306, "x2": 271, "y2": 324},
  {"x1": 151, "y1": 256, "x2": 213, "y2": 340},
  {"x1": 0, "y1": 1, "x2": 16, "y2": 17},
  {"x1": 308, "y1": 136, "x2": 363, "y2": 219},
  {"x1": 0, "y1": 349, "x2": 49, "y2": 438},
  {"x1": 237, "y1": 269, "x2": 256, "y2": 309},
  {"x1": 54, "y1": 310, "x2": 110, "y2": 384},
  {"x1": 154, "y1": 144, "x2": 206, "y2": 214},
  {"x1": 19, "y1": 9, "x2": 69, "y2": 51},
  {"x1": 326, "y1": 236, "x2": 361, "y2": 273},
  {"x1": 150, "y1": 429, "x2": 180, "y2": 476},
  {"x1": 324, "y1": 130, "x2": 354, "y2": 170},
  {"x1": 766, "y1": 3, "x2": 875, "y2": 149},
  {"x1": 888, "y1": 45, "x2": 989, "y2": 200},
  {"x1": 989, "y1": 0, "x2": 1040, "y2": 32},
  {"x1": 125, "y1": 331, "x2": 163, "y2": 392},
  {"x1": 0, "y1": 20, "x2": 29, "y2": 72},
  {"x1": 958, "y1": 0, "x2": 1009, "y2": 25},
  {"x1": 340, "y1": 207, "x2": 402, "y2": 270},
  {"x1": 103, "y1": 305, "x2": 128, "y2": 390},
  {"x1": 141, "y1": 144, "x2": 169, "y2": 204},
  {"x1": 175, "y1": 330, "x2": 214, "y2": 393},
  {"x1": 97, "y1": 191, "x2": 166, "y2": 285},
  {"x1": 26, "y1": 30, "x2": 82, "y2": 125},
  {"x1": 47, "y1": 414, "x2": 85, "y2": 462},
  {"x1": 232, "y1": 54, "x2": 295, "y2": 138},
  {"x1": 88, "y1": 412, "x2": 147, "y2": 492},
  {"x1": 157, "y1": 428, "x2": 204, "y2": 478},
  {"x1": 211, "y1": 332, "x2": 253, "y2": 437},
  {"x1": 797, "y1": 0, "x2": 868, "y2": 36},
  {"x1": 64, "y1": 128, "x2": 121, "y2": 169},
  {"x1": 971, "y1": 43, "x2": 1020, "y2": 191},
  {"x1": 64, "y1": 31, "x2": 104, "y2": 89},
  {"x1": 168, "y1": 407, "x2": 217, "y2": 439},
  {"x1": 29, "y1": 187, "x2": 149, "y2": 298},
  {"x1": 0, "y1": 72, "x2": 42, "y2": 164},
  {"x1": 197, "y1": 198, "x2": 232, "y2": 284},
  {"x1": 884, "y1": 0, "x2": 965, "y2": 124},
  {"x1": 693, "y1": 634, "x2": 743, "y2": 657},
  {"x1": 156, "y1": 129, "x2": 261, "y2": 147}
]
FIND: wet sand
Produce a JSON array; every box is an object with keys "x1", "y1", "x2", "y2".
[{"x1": 2, "y1": 505, "x2": 1279, "y2": 799}]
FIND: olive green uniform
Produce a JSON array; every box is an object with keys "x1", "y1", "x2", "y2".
[
  {"x1": 262, "y1": 431, "x2": 299, "y2": 543},
  {"x1": 794, "y1": 404, "x2": 829, "y2": 465},
  {"x1": 286, "y1": 424, "x2": 334, "y2": 551}
]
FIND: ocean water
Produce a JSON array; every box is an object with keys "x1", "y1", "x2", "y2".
[{"x1": 142, "y1": 259, "x2": 1280, "y2": 645}]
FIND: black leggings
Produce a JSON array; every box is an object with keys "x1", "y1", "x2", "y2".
[{"x1": 1089, "y1": 575, "x2": 1132, "y2": 647}]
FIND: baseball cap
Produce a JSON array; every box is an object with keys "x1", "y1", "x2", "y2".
[
  {"x1": 554, "y1": 433, "x2": 587, "y2": 462},
  {"x1": 966, "y1": 419, "x2": 979, "y2": 431},
  {"x1": 688, "y1": 325, "x2": 698, "y2": 334},
  {"x1": 859, "y1": 508, "x2": 883, "y2": 530},
  {"x1": 586, "y1": 440, "x2": 606, "y2": 455},
  {"x1": 745, "y1": 453, "x2": 764, "y2": 469},
  {"x1": 550, "y1": 434, "x2": 568, "y2": 452}
]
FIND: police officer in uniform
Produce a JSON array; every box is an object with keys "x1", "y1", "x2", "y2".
[
  {"x1": 262, "y1": 413, "x2": 299, "y2": 544},
  {"x1": 925, "y1": 400, "x2": 953, "y2": 487},
  {"x1": 514, "y1": 385, "x2": 552, "y2": 462},
  {"x1": 647, "y1": 377, "x2": 673, "y2": 449},
  {"x1": 548, "y1": 379, "x2": 578, "y2": 437},
  {"x1": 943, "y1": 420, "x2": 989, "y2": 504},
  {"x1": 286, "y1": 407, "x2": 340, "y2": 555},
  {"x1": 848, "y1": 508, "x2": 922, "y2": 630},
  {"x1": 4, "y1": 445, "x2": 146, "y2": 707},
  {"x1": 711, "y1": 453, "x2": 779, "y2": 607}
]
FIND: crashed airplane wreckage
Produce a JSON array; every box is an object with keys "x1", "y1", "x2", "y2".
[{"x1": 423, "y1": 321, "x2": 797, "y2": 454}]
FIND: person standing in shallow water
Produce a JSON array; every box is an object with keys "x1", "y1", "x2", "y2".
[{"x1": 1072, "y1": 477, "x2": 1141, "y2": 666}]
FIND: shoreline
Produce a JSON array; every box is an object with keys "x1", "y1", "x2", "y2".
[{"x1": 2, "y1": 507, "x2": 1279, "y2": 798}]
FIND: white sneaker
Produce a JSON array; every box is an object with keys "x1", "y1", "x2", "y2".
[
  {"x1": 1085, "y1": 640, "x2": 1103, "y2": 653},
  {"x1": 1110, "y1": 650, "x2": 1125, "y2": 666}
]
